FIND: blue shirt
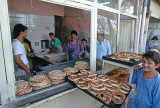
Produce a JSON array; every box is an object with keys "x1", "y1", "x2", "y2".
[
  {"x1": 65, "y1": 40, "x2": 84, "y2": 56},
  {"x1": 131, "y1": 69, "x2": 160, "y2": 108},
  {"x1": 50, "y1": 37, "x2": 62, "y2": 48},
  {"x1": 96, "y1": 39, "x2": 112, "y2": 60},
  {"x1": 145, "y1": 40, "x2": 153, "y2": 52},
  {"x1": 84, "y1": 45, "x2": 90, "y2": 58}
]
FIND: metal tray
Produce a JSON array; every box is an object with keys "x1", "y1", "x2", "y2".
[
  {"x1": 102, "y1": 55, "x2": 142, "y2": 66},
  {"x1": 66, "y1": 75, "x2": 132, "y2": 108}
]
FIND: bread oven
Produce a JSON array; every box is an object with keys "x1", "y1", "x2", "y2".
[{"x1": 30, "y1": 55, "x2": 53, "y2": 72}]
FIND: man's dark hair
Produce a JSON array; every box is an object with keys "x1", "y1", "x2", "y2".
[
  {"x1": 49, "y1": 32, "x2": 54, "y2": 36},
  {"x1": 81, "y1": 38, "x2": 87, "y2": 42},
  {"x1": 70, "y1": 30, "x2": 78, "y2": 36},
  {"x1": 97, "y1": 32, "x2": 104, "y2": 37},
  {"x1": 24, "y1": 38, "x2": 31, "y2": 49},
  {"x1": 13, "y1": 24, "x2": 28, "y2": 39},
  {"x1": 152, "y1": 36, "x2": 158, "y2": 40},
  {"x1": 143, "y1": 51, "x2": 160, "y2": 65}
]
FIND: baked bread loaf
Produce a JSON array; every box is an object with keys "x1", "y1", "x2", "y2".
[
  {"x1": 98, "y1": 90, "x2": 111, "y2": 104},
  {"x1": 75, "y1": 61, "x2": 88, "y2": 65},
  {"x1": 91, "y1": 85, "x2": 105, "y2": 91},
  {"x1": 111, "y1": 90, "x2": 126, "y2": 104},
  {"x1": 74, "y1": 64, "x2": 89, "y2": 70},
  {"x1": 97, "y1": 74, "x2": 109, "y2": 82},
  {"x1": 120, "y1": 82, "x2": 130, "y2": 91},
  {"x1": 108, "y1": 52, "x2": 142, "y2": 62},
  {"x1": 80, "y1": 70, "x2": 88, "y2": 74},
  {"x1": 86, "y1": 74, "x2": 97, "y2": 81},
  {"x1": 74, "y1": 61, "x2": 89, "y2": 70},
  {"x1": 90, "y1": 79, "x2": 104, "y2": 87},
  {"x1": 29, "y1": 74, "x2": 51, "y2": 90},
  {"x1": 88, "y1": 70, "x2": 98, "y2": 76},
  {"x1": 48, "y1": 70, "x2": 66, "y2": 80},
  {"x1": 88, "y1": 87, "x2": 99, "y2": 96},
  {"x1": 63, "y1": 67, "x2": 78, "y2": 75},
  {"x1": 50, "y1": 79, "x2": 65, "y2": 85},
  {"x1": 48, "y1": 70, "x2": 66, "y2": 85},
  {"x1": 76, "y1": 79, "x2": 90, "y2": 89},
  {"x1": 77, "y1": 73, "x2": 84, "y2": 78},
  {"x1": 68, "y1": 74, "x2": 80, "y2": 82},
  {"x1": 16, "y1": 80, "x2": 32, "y2": 96}
]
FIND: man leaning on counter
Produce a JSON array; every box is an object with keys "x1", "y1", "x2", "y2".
[
  {"x1": 48, "y1": 32, "x2": 63, "y2": 54},
  {"x1": 12, "y1": 23, "x2": 31, "y2": 77},
  {"x1": 65, "y1": 30, "x2": 84, "y2": 61}
]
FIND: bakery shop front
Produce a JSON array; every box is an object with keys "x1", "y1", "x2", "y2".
[{"x1": 0, "y1": 0, "x2": 149, "y2": 108}]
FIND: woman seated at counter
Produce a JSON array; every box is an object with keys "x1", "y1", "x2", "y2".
[{"x1": 65, "y1": 30, "x2": 84, "y2": 61}]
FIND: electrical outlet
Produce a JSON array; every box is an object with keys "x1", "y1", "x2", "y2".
[{"x1": 35, "y1": 42, "x2": 39, "y2": 46}]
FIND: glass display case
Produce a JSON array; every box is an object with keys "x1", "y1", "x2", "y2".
[
  {"x1": 118, "y1": 15, "x2": 136, "y2": 52},
  {"x1": 102, "y1": 59, "x2": 136, "y2": 85},
  {"x1": 98, "y1": 9, "x2": 118, "y2": 54},
  {"x1": 98, "y1": 0, "x2": 118, "y2": 9},
  {"x1": 121, "y1": 0, "x2": 137, "y2": 15}
]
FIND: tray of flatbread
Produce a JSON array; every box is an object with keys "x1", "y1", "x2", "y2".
[
  {"x1": 103, "y1": 52, "x2": 142, "y2": 66},
  {"x1": 66, "y1": 70, "x2": 132, "y2": 108}
]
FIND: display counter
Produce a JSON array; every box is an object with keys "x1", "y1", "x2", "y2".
[
  {"x1": 4, "y1": 82, "x2": 75, "y2": 108},
  {"x1": 2, "y1": 60, "x2": 98, "y2": 108},
  {"x1": 3, "y1": 61, "x2": 77, "y2": 108},
  {"x1": 1, "y1": 59, "x2": 133, "y2": 108},
  {"x1": 34, "y1": 51, "x2": 66, "y2": 64}
]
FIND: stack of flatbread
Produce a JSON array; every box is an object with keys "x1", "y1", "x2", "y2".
[
  {"x1": 29, "y1": 74, "x2": 51, "y2": 90},
  {"x1": 108, "y1": 52, "x2": 142, "y2": 62},
  {"x1": 63, "y1": 67, "x2": 78, "y2": 75},
  {"x1": 48, "y1": 70, "x2": 66, "y2": 85},
  {"x1": 74, "y1": 61, "x2": 89, "y2": 70},
  {"x1": 16, "y1": 80, "x2": 32, "y2": 96}
]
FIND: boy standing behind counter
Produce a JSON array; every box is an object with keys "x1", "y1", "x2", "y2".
[{"x1": 131, "y1": 51, "x2": 160, "y2": 108}]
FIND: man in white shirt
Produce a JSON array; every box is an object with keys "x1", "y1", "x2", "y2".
[
  {"x1": 96, "y1": 33, "x2": 112, "y2": 60},
  {"x1": 12, "y1": 24, "x2": 30, "y2": 77}
]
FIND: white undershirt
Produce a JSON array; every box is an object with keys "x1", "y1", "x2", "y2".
[{"x1": 12, "y1": 39, "x2": 28, "y2": 66}]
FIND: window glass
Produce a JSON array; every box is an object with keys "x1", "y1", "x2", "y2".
[
  {"x1": 98, "y1": 0, "x2": 118, "y2": 9},
  {"x1": 121, "y1": 0, "x2": 137, "y2": 15},
  {"x1": 118, "y1": 15, "x2": 136, "y2": 52},
  {"x1": 97, "y1": 9, "x2": 118, "y2": 54},
  {"x1": 75, "y1": 0, "x2": 93, "y2": 2},
  {"x1": 86, "y1": 0, "x2": 93, "y2": 2}
]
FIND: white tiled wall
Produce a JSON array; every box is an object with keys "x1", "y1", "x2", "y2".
[{"x1": 9, "y1": 12, "x2": 55, "y2": 53}]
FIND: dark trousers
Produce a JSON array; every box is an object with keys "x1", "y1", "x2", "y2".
[{"x1": 69, "y1": 55, "x2": 78, "y2": 61}]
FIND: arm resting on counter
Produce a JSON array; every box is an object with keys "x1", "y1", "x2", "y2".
[
  {"x1": 15, "y1": 54, "x2": 30, "y2": 74},
  {"x1": 48, "y1": 47, "x2": 56, "y2": 54},
  {"x1": 66, "y1": 55, "x2": 69, "y2": 62},
  {"x1": 79, "y1": 52, "x2": 83, "y2": 59}
]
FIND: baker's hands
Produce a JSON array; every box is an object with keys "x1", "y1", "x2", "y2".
[
  {"x1": 25, "y1": 68, "x2": 31, "y2": 74},
  {"x1": 79, "y1": 55, "x2": 82, "y2": 59},
  {"x1": 134, "y1": 65, "x2": 141, "y2": 72}
]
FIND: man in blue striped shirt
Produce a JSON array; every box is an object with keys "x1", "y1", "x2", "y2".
[
  {"x1": 145, "y1": 36, "x2": 158, "y2": 52},
  {"x1": 96, "y1": 33, "x2": 112, "y2": 60}
]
